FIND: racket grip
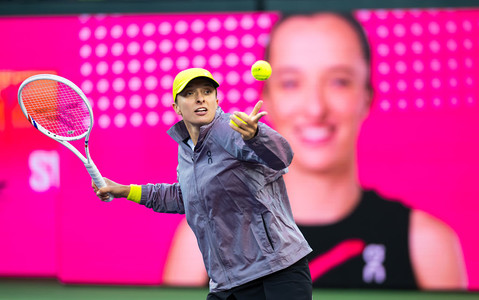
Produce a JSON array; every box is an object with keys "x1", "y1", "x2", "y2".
[{"x1": 85, "y1": 162, "x2": 114, "y2": 202}]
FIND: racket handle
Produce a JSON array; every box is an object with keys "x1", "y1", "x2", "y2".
[{"x1": 85, "y1": 162, "x2": 114, "y2": 202}]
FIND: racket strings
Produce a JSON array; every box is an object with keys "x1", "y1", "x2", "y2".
[{"x1": 21, "y1": 79, "x2": 91, "y2": 138}]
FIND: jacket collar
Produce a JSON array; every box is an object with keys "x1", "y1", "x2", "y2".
[{"x1": 167, "y1": 106, "x2": 223, "y2": 146}]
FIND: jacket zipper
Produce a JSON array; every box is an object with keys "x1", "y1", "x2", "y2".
[{"x1": 190, "y1": 146, "x2": 230, "y2": 285}]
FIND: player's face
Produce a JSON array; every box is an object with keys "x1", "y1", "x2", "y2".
[
  {"x1": 263, "y1": 14, "x2": 371, "y2": 174},
  {"x1": 173, "y1": 78, "x2": 219, "y2": 128}
]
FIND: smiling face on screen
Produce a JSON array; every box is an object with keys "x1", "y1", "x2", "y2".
[{"x1": 263, "y1": 13, "x2": 372, "y2": 174}]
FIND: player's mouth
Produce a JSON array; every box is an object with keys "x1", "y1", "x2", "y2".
[
  {"x1": 195, "y1": 107, "x2": 208, "y2": 116},
  {"x1": 298, "y1": 125, "x2": 334, "y2": 146}
]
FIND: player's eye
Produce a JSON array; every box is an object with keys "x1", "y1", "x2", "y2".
[
  {"x1": 280, "y1": 79, "x2": 300, "y2": 90},
  {"x1": 330, "y1": 77, "x2": 352, "y2": 88}
]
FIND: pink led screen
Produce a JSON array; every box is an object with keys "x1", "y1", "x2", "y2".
[{"x1": 0, "y1": 8, "x2": 478, "y2": 290}]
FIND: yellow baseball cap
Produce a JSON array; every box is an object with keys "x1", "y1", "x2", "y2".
[{"x1": 172, "y1": 68, "x2": 219, "y2": 101}]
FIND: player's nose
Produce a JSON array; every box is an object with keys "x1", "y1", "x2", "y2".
[
  {"x1": 196, "y1": 93, "x2": 206, "y2": 103},
  {"x1": 307, "y1": 87, "x2": 327, "y2": 118}
]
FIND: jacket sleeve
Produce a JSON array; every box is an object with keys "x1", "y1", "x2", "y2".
[
  {"x1": 219, "y1": 120, "x2": 294, "y2": 171},
  {"x1": 140, "y1": 182, "x2": 185, "y2": 214},
  {"x1": 244, "y1": 122, "x2": 294, "y2": 170}
]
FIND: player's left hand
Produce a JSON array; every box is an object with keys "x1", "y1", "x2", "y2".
[{"x1": 229, "y1": 100, "x2": 268, "y2": 140}]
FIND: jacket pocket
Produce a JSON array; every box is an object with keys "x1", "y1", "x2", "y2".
[{"x1": 261, "y1": 212, "x2": 275, "y2": 251}]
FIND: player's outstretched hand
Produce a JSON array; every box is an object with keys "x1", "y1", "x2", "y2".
[
  {"x1": 229, "y1": 100, "x2": 268, "y2": 140},
  {"x1": 92, "y1": 178, "x2": 130, "y2": 201}
]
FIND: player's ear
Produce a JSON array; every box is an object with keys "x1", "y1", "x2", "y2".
[{"x1": 172, "y1": 101, "x2": 182, "y2": 116}]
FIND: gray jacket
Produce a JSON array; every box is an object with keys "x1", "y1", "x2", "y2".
[{"x1": 139, "y1": 107, "x2": 312, "y2": 292}]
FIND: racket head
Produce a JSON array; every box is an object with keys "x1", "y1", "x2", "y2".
[{"x1": 18, "y1": 74, "x2": 93, "y2": 141}]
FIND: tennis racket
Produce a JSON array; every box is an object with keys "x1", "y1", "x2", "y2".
[{"x1": 18, "y1": 74, "x2": 113, "y2": 202}]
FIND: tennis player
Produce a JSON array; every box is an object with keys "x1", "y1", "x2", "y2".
[{"x1": 94, "y1": 68, "x2": 313, "y2": 299}]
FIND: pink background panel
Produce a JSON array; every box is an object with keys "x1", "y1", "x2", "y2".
[
  {"x1": 0, "y1": 9, "x2": 478, "y2": 289},
  {"x1": 0, "y1": 129, "x2": 59, "y2": 277},
  {"x1": 0, "y1": 15, "x2": 82, "y2": 277}
]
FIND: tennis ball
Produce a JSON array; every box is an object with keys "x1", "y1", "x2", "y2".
[{"x1": 251, "y1": 60, "x2": 272, "y2": 81}]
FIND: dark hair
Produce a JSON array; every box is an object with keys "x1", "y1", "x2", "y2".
[{"x1": 264, "y1": 11, "x2": 372, "y2": 92}]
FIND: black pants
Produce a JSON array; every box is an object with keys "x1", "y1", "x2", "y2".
[{"x1": 206, "y1": 257, "x2": 312, "y2": 300}]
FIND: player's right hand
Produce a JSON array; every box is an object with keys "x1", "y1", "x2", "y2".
[{"x1": 92, "y1": 178, "x2": 130, "y2": 201}]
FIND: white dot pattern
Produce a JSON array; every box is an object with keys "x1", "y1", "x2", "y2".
[
  {"x1": 77, "y1": 13, "x2": 278, "y2": 129},
  {"x1": 356, "y1": 9, "x2": 478, "y2": 112},
  {"x1": 78, "y1": 10, "x2": 479, "y2": 130},
  {"x1": 78, "y1": 13, "x2": 280, "y2": 129}
]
